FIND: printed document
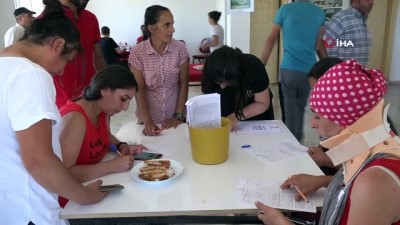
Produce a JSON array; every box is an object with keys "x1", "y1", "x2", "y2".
[
  {"x1": 245, "y1": 139, "x2": 308, "y2": 162},
  {"x1": 235, "y1": 120, "x2": 284, "y2": 135},
  {"x1": 237, "y1": 178, "x2": 316, "y2": 213},
  {"x1": 185, "y1": 93, "x2": 221, "y2": 128}
]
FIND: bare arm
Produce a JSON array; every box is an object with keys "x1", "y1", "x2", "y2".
[
  {"x1": 227, "y1": 88, "x2": 271, "y2": 130},
  {"x1": 346, "y1": 167, "x2": 400, "y2": 225},
  {"x1": 175, "y1": 58, "x2": 189, "y2": 116},
  {"x1": 130, "y1": 66, "x2": 161, "y2": 135},
  {"x1": 93, "y1": 43, "x2": 107, "y2": 71},
  {"x1": 261, "y1": 25, "x2": 281, "y2": 65},
  {"x1": 17, "y1": 119, "x2": 106, "y2": 205}
]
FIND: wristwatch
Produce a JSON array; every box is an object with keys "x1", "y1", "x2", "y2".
[{"x1": 173, "y1": 112, "x2": 186, "y2": 123}]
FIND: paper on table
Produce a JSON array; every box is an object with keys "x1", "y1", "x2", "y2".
[
  {"x1": 185, "y1": 93, "x2": 221, "y2": 128},
  {"x1": 245, "y1": 139, "x2": 308, "y2": 162},
  {"x1": 235, "y1": 120, "x2": 284, "y2": 135},
  {"x1": 142, "y1": 143, "x2": 173, "y2": 157},
  {"x1": 237, "y1": 178, "x2": 316, "y2": 213}
]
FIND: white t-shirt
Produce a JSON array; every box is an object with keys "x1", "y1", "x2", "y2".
[
  {"x1": 210, "y1": 24, "x2": 224, "y2": 52},
  {"x1": 4, "y1": 23, "x2": 25, "y2": 47},
  {"x1": 0, "y1": 57, "x2": 67, "y2": 225}
]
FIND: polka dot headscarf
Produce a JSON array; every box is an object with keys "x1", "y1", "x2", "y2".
[{"x1": 309, "y1": 59, "x2": 387, "y2": 128}]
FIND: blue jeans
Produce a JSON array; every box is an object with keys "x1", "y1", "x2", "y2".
[{"x1": 279, "y1": 69, "x2": 310, "y2": 142}]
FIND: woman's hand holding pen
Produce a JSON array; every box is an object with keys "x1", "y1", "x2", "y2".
[
  {"x1": 281, "y1": 174, "x2": 329, "y2": 201},
  {"x1": 109, "y1": 155, "x2": 134, "y2": 173}
]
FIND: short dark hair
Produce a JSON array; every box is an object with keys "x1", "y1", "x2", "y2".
[
  {"x1": 308, "y1": 57, "x2": 343, "y2": 80},
  {"x1": 208, "y1": 11, "x2": 222, "y2": 23},
  {"x1": 101, "y1": 26, "x2": 110, "y2": 35},
  {"x1": 21, "y1": 0, "x2": 80, "y2": 55},
  {"x1": 83, "y1": 65, "x2": 138, "y2": 101}
]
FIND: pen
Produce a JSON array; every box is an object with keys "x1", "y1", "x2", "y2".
[
  {"x1": 110, "y1": 144, "x2": 123, "y2": 157},
  {"x1": 291, "y1": 185, "x2": 309, "y2": 203},
  {"x1": 241, "y1": 144, "x2": 251, "y2": 148}
]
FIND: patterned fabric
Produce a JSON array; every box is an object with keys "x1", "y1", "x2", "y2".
[
  {"x1": 319, "y1": 153, "x2": 395, "y2": 225},
  {"x1": 129, "y1": 39, "x2": 188, "y2": 124},
  {"x1": 323, "y1": 7, "x2": 371, "y2": 66},
  {"x1": 309, "y1": 59, "x2": 386, "y2": 127}
]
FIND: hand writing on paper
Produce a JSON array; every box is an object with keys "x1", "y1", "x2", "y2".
[
  {"x1": 255, "y1": 201, "x2": 293, "y2": 225},
  {"x1": 281, "y1": 174, "x2": 331, "y2": 201},
  {"x1": 227, "y1": 113, "x2": 238, "y2": 131},
  {"x1": 119, "y1": 144, "x2": 147, "y2": 155},
  {"x1": 161, "y1": 118, "x2": 181, "y2": 130}
]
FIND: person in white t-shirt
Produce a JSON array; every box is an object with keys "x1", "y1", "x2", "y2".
[
  {"x1": 201, "y1": 11, "x2": 224, "y2": 53},
  {"x1": 0, "y1": 1, "x2": 107, "y2": 225},
  {"x1": 4, "y1": 7, "x2": 35, "y2": 47}
]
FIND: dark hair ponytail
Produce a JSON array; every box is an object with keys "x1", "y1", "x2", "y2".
[
  {"x1": 143, "y1": 5, "x2": 170, "y2": 40},
  {"x1": 83, "y1": 65, "x2": 137, "y2": 101},
  {"x1": 208, "y1": 11, "x2": 222, "y2": 23},
  {"x1": 21, "y1": 0, "x2": 80, "y2": 55}
]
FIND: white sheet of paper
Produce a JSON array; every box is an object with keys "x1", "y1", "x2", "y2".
[
  {"x1": 235, "y1": 120, "x2": 284, "y2": 135},
  {"x1": 237, "y1": 178, "x2": 316, "y2": 213},
  {"x1": 185, "y1": 93, "x2": 221, "y2": 128},
  {"x1": 245, "y1": 139, "x2": 308, "y2": 162},
  {"x1": 141, "y1": 143, "x2": 173, "y2": 157}
]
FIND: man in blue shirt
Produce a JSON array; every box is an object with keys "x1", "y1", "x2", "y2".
[{"x1": 261, "y1": 0, "x2": 325, "y2": 142}]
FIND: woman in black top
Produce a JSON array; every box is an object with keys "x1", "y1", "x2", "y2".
[{"x1": 202, "y1": 46, "x2": 274, "y2": 130}]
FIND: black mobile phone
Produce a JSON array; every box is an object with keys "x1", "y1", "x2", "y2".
[
  {"x1": 134, "y1": 152, "x2": 163, "y2": 160},
  {"x1": 99, "y1": 184, "x2": 124, "y2": 192}
]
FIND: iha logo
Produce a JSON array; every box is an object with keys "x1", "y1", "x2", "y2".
[{"x1": 324, "y1": 38, "x2": 354, "y2": 48}]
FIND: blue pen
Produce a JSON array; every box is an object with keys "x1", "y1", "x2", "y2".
[
  {"x1": 241, "y1": 145, "x2": 251, "y2": 149},
  {"x1": 110, "y1": 144, "x2": 123, "y2": 156}
]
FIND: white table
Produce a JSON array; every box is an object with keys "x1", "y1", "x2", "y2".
[{"x1": 61, "y1": 120, "x2": 325, "y2": 220}]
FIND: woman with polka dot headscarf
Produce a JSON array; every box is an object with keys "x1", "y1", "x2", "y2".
[{"x1": 255, "y1": 59, "x2": 400, "y2": 225}]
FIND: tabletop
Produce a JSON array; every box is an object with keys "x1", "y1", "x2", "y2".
[{"x1": 61, "y1": 120, "x2": 325, "y2": 219}]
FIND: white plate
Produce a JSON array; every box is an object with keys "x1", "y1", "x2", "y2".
[
  {"x1": 130, "y1": 159, "x2": 183, "y2": 183},
  {"x1": 193, "y1": 65, "x2": 204, "y2": 71}
]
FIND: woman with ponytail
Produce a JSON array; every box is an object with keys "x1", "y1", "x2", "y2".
[
  {"x1": 0, "y1": 1, "x2": 106, "y2": 224},
  {"x1": 58, "y1": 65, "x2": 146, "y2": 207}
]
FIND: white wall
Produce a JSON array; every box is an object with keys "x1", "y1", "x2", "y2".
[
  {"x1": 86, "y1": 0, "x2": 227, "y2": 58},
  {"x1": 0, "y1": 1, "x2": 18, "y2": 49},
  {"x1": 0, "y1": 0, "x2": 252, "y2": 58},
  {"x1": 390, "y1": 2, "x2": 400, "y2": 82}
]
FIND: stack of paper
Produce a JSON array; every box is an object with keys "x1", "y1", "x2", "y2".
[{"x1": 185, "y1": 93, "x2": 221, "y2": 128}]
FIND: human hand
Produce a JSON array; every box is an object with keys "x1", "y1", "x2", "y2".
[
  {"x1": 120, "y1": 144, "x2": 147, "y2": 155},
  {"x1": 255, "y1": 201, "x2": 293, "y2": 225},
  {"x1": 281, "y1": 174, "x2": 327, "y2": 201},
  {"x1": 80, "y1": 180, "x2": 108, "y2": 205},
  {"x1": 142, "y1": 122, "x2": 162, "y2": 136},
  {"x1": 227, "y1": 113, "x2": 238, "y2": 131},
  {"x1": 110, "y1": 155, "x2": 134, "y2": 173},
  {"x1": 308, "y1": 146, "x2": 334, "y2": 167},
  {"x1": 161, "y1": 118, "x2": 181, "y2": 130}
]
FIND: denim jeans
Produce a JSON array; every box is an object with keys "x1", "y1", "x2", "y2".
[{"x1": 279, "y1": 69, "x2": 310, "y2": 142}]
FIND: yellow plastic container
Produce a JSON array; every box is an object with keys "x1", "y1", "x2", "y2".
[{"x1": 188, "y1": 117, "x2": 231, "y2": 165}]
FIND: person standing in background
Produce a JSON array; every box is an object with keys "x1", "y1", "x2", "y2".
[
  {"x1": 201, "y1": 11, "x2": 224, "y2": 53},
  {"x1": 100, "y1": 26, "x2": 123, "y2": 65},
  {"x1": 129, "y1": 5, "x2": 189, "y2": 136},
  {"x1": 320, "y1": 0, "x2": 374, "y2": 66},
  {"x1": 260, "y1": 0, "x2": 325, "y2": 142},
  {"x1": 53, "y1": 0, "x2": 107, "y2": 108},
  {"x1": 4, "y1": 7, "x2": 35, "y2": 47}
]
